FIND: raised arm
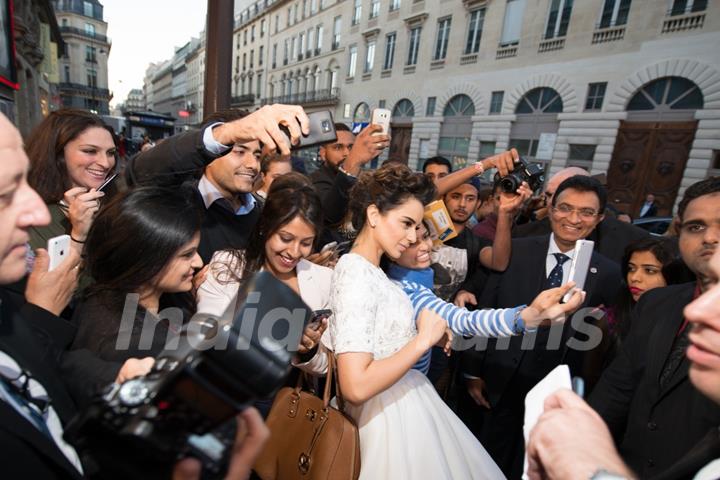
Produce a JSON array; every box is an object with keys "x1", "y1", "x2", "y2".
[{"x1": 434, "y1": 148, "x2": 518, "y2": 198}]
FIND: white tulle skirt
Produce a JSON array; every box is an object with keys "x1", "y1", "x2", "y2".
[{"x1": 343, "y1": 369, "x2": 506, "y2": 480}]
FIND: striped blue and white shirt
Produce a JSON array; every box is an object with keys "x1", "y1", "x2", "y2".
[{"x1": 396, "y1": 280, "x2": 526, "y2": 375}]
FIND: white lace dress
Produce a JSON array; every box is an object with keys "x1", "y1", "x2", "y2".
[{"x1": 329, "y1": 253, "x2": 505, "y2": 480}]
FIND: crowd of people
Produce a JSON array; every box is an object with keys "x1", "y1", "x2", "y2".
[{"x1": 0, "y1": 103, "x2": 718, "y2": 480}]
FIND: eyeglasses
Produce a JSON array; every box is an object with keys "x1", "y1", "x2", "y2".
[{"x1": 552, "y1": 203, "x2": 599, "y2": 220}]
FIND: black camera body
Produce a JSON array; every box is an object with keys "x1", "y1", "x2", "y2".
[
  {"x1": 494, "y1": 157, "x2": 545, "y2": 193},
  {"x1": 65, "y1": 272, "x2": 311, "y2": 478}
]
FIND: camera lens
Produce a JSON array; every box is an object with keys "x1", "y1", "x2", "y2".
[
  {"x1": 321, "y1": 120, "x2": 331, "y2": 133},
  {"x1": 500, "y1": 176, "x2": 518, "y2": 193}
]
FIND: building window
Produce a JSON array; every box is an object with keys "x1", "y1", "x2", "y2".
[
  {"x1": 365, "y1": 40, "x2": 376, "y2": 73},
  {"x1": 344, "y1": 103, "x2": 351, "y2": 118},
  {"x1": 251, "y1": 25, "x2": 256, "y2": 42},
  {"x1": 354, "y1": 102, "x2": 371, "y2": 123},
  {"x1": 370, "y1": 0, "x2": 380, "y2": 19},
  {"x1": 257, "y1": 73, "x2": 262, "y2": 97},
  {"x1": 508, "y1": 138, "x2": 539, "y2": 158},
  {"x1": 87, "y1": 68, "x2": 97, "y2": 88},
  {"x1": 244, "y1": 30, "x2": 248, "y2": 45},
  {"x1": 316, "y1": 25, "x2": 324, "y2": 52},
  {"x1": 333, "y1": 16, "x2": 342, "y2": 49},
  {"x1": 299, "y1": 33, "x2": 305, "y2": 58},
  {"x1": 544, "y1": 0, "x2": 574, "y2": 39},
  {"x1": 465, "y1": 9, "x2": 485, "y2": 55},
  {"x1": 710, "y1": 150, "x2": 720, "y2": 175},
  {"x1": 259, "y1": 45, "x2": 264, "y2": 66},
  {"x1": 434, "y1": 17, "x2": 451, "y2": 61},
  {"x1": 348, "y1": 45, "x2": 357, "y2": 77},
  {"x1": 283, "y1": 40, "x2": 289, "y2": 65},
  {"x1": 627, "y1": 76, "x2": 704, "y2": 111},
  {"x1": 352, "y1": 0, "x2": 362, "y2": 25},
  {"x1": 379, "y1": 99, "x2": 386, "y2": 108},
  {"x1": 272, "y1": 44, "x2": 277, "y2": 68},
  {"x1": 515, "y1": 87, "x2": 564, "y2": 114},
  {"x1": 479, "y1": 141, "x2": 497, "y2": 159},
  {"x1": 85, "y1": 45, "x2": 96, "y2": 62},
  {"x1": 567, "y1": 144, "x2": 596, "y2": 170},
  {"x1": 406, "y1": 26, "x2": 421, "y2": 66},
  {"x1": 311, "y1": 0, "x2": 318, "y2": 13},
  {"x1": 242, "y1": 53, "x2": 247, "y2": 70},
  {"x1": 426, "y1": 96, "x2": 436, "y2": 116},
  {"x1": 500, "y1": 0, "x2": 526, "y2": 46},
  {"x1": 490, "y1": 91, "x2": 504, "y2": 114},
  {"x1": 670, "y1": 0, "x2": 707, "y2": 16},
  {"x1": 439, "y1": 95, "x2": 475, "y2": 169},
  {"x1": 85, "y1": 23, "x2": 95, "y2": 36},
  {"x1": 250, "y1": 50, "x2": 255, "y2": 68},
  {"x1": 83, "y1": 1, "x2": 93, "y2": 17},
  {"x1": 287, "y1": 7, "x2": 292, "y2": 26},
  {"x1": 392, "y1": 98, "x2": 415, "y2": 118},
  {"x1": 261, "y1": 19, "x2": 266, "y2": 37},
  {"x1": 390, "y1": 0, "x2": 401, "y2": 11},
  {"x1": 383, "y1": 32, "x2": 396, "y2": 69},
  {"x1": 291, "y1": 36, "x2": 298, "y2": 61},
  {"x1": 64, "y1": 65, "x2": 70, "y2": 82},
  {"x1": 599, "y1": 0, "x2": 631, "y2": 28},
  {"x1": 585, "y1": 82, "x2": 607, "y2": 111},
  {"x1": 275, "y1": 14, "x2": 280, "y2": 33}
]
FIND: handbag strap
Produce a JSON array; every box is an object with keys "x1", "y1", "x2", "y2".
[{"x1": 325, "y1": 354, "x2": 348, "y2": 412}]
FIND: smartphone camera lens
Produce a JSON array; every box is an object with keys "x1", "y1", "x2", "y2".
[{"x1": 321, "y1": 120, "x2": 331, "y2": 133}]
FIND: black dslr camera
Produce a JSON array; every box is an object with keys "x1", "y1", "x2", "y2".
[
  {"x1": 494, "y1": 156, "x2": 545, "y2": 193},
  {"x1": 65, "y1": 272, "x2": 311, "y2": 478}
]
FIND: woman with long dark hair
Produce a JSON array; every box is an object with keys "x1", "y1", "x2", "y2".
[
  {"x1": 26, "y1": 109, "x2": 117, "y2": 251},
  {"x1": 66, "y1": 186, "x2": 203, "y2": 400},
  {"x1": 197, "y1": 172, "x2": 333, "y2": 365}
]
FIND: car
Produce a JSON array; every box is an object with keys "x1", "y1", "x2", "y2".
[{"x1": 633, "y1": 216, "x2": 673, "y2": 236}]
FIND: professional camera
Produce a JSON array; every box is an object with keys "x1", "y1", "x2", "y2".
[
  {"x1": 65, "y1": 272, "x2": 311, "y2": 479},
  {"x1": 494, "y1": 156, "x2": 545, "y2": 193}
]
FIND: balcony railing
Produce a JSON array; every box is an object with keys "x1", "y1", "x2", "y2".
[
  {"x1": 662, "y1": 11, "x2": 705, "y2": 34},
  {"x1": 592, "y1": 25, "x2": 625, "y2": 44},
  {"x1": 538, "y1": 37, "x2": 565, "y2": 53},
  {"x1": 496, "y1": 44, "x2": 518, "y2": 59},
  {"x1": 59, "y1": 26, "x2": 109, "y2": 44},
  {"x1": 58, "y1": 82, "x2": 111, "y2": 99},
  {"x1": 260, "y1": 88, "x2": 340, "y2": 107},
  {"x1": 231, "y1": 94, "x2": 256, "y2": 107}
]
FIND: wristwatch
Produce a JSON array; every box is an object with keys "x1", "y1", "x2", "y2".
[{"x1": 590, "y1": 469, "x2": 629, "y2": 479}]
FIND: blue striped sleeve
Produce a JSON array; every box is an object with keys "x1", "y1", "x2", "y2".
[{"x1": 401, "y1": 281, "x2": 525, "y2": 338}]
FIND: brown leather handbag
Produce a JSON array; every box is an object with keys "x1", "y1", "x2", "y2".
[{"x1": 254, "y1": 355, "x2": 361, "y2": 480}]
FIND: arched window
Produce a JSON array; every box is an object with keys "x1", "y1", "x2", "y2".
[
  {"x1": 510, "y1": 87, "x2": 563, "y2": 164},
  {"x1": 392, "y1": 98, "x2": 415, "y2": 118},
  {"x1": 353, "y1": 102, "x2": 371, "y2": 123},
  {"x1": 627, "y1": 76, "x2": 703, "y2": 112},
  {"x1": 515, "y1": 87, "x2": 563, "y2": 114},
  {"x1": 439, "y1": 94, "x2": 475, "y2": 169},
  {"x1": 443, "y1": 94, "x2": 475, "y2": 116}
]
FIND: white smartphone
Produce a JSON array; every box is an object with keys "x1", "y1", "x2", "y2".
[
  {"x1": 370, "y1": 108, "x2": 391, "y2": 136},
  {"x1": 563, "y1": 239, "x2": 594, "y2": 303},
  {"x1": 47, "y1": 234, "x2": 71, "y2": 271}
]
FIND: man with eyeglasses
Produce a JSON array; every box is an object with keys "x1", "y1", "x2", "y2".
[
  {"x1": 459, "y1": 175, "x2": 622, "y2": 479},
  {"x1": 513, "y1": 167, "x2": 648, "y2": 264},
  {"x1": 589, "y1": 176, "x2": 720, "y2": 478}
]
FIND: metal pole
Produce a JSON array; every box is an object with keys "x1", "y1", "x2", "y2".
[{"x1": 203, "y1": 0, "x2": 234, "y2": 117}]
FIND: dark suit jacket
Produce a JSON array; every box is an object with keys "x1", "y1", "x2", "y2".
[
  {"x1": 309, "y1": 163, "x2": 357, "y2": 226},
  {"x1": 589, "y1": 283, "x2": 720, "y2": 478},
  {"x1": 513, "y1": 216, "x2": 649, "y2": 264},
  {"x1": 640, "y1": 202, "x2": 658, "y2": 218},
  {"x1": 0, "y1": 289, "x2": 83, "y2": 479},
  {"x1": 463, "y1": 235, "x2": 622, "y2": 405}
]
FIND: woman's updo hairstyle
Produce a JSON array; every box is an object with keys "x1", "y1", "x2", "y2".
[{"x1": 349, "y1": 163, "x2": 436, "y2": 231}]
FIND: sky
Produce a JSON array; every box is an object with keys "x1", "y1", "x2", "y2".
[{"x1": 103, "y1": 0, "x2": 209, "y2": 108}]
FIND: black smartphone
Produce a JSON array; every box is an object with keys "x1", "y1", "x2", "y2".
[
  {"x1": 280, "y1": 110, "x2": 337, "y2": 150},
  {"x1": 97, "y1": 173, "x2": 118, "y2": 192},
  {"x1": 307, "y1": 309, "x2": 332, "y2": 330}
]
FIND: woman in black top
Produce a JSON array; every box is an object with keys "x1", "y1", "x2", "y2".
[{"x1": 64, "y1": 186, "x2": 203, "y2": 404}]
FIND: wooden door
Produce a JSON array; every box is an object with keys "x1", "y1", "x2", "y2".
[
  {"x1": 389, "y1": 124, "x2": 412, "y2": 165},
  {"x1": 606, "y1": 121, "x2": 697, "y2": 217}
]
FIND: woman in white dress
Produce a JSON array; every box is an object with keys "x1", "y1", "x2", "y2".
[{"x1": 329, "y1": 164, "x2": 506, "y2": 479}]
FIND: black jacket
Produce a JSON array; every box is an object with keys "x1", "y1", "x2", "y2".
[
  {"x1": 125, "y1": 129, "x2": 261, "y2": 263},
  {"x1": 589, "y1": 283, "x2": 720, "y2": 478},
  {"x1": 0, "y1": 289, "x2": 83, "y2": 480},
  {"x1": 309, "y1": 163, "x2": 357, "y2": 226},
  {"x1": 513, "y1": 216, "x2": 649, "y2": 264}
]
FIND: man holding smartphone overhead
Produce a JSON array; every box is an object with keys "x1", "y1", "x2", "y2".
[
  {"x1": 459, "y1": 175, "x2": 622, "y2": 479},
  {"x1": 126, "y1": 104, "x2": 310, "y2": 263}
]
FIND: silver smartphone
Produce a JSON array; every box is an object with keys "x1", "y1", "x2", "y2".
[{"x1": 563, "y1": 239, "x2": 594, "y2": 303}]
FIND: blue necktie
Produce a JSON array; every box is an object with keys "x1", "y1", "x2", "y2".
[{"x1": 546, "y1": 253, "x2": 570, "y2": 288}]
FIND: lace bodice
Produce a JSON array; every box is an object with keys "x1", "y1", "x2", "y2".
[{"x1": 329, "y1": 253, "x2": 416, "y2": 359}]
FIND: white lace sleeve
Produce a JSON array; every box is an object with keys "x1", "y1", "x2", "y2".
[
  {"x1": 329, "y1": 255, "x2": 377, "y2": 355},
  {"x1": 196, "y1": 250, "x2": 243, "y2": 318}
]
